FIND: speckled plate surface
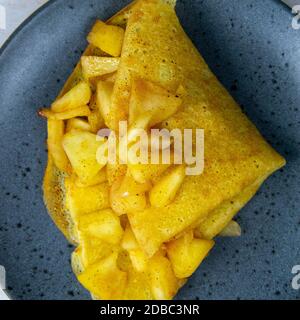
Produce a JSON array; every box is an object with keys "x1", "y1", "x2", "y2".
[{"x1": 0, "y1": 0, "x2": 299, "y2": 300}]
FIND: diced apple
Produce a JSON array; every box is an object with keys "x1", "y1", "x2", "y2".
[
  {"x1": 87, "y1": 94, "x2": 105, "y2": 133},
  {"x1": 123, "y1": 269, "x2": 153, "y2": 300},
  {"x1": 128, "y1": 249, "x2": 148, "y2": 273},
  {"x1": 166, "y1": 231, "x2": 215, "y2": 279},
  {"x1": 78, "y1": 235, "x2": 115, "y2": 268},
  {"x1": 47, "y1": 120, "x2": 70, "y2": 173},
  {"x1": 65, "y1": 177, "x2": 110, "y2": 219},
  {"x1": 121, "y1": 225, "x2": 148, "y2": 272},
  {"x1": 88, "y1": 111, "x2": 105, "y2": 133},
  {"x1": 218, "y1": 220, "x2": 242, "y2": 237},
  {"x1": 128, "y1": 162, "x2": 171, "y2": 184},
  {"x1": 71, "y1": 247, "x2": 85, "y2": 275},
  {"x1": 87, "y1": 20, "x2": 124, "y2": 57},
  {"x1": 39, "y1": 105, "x2": 91, "y2": 120},
  {"x1": 110, "y1": 173, "x2": 150, "y2": 215},
  {"x1": 148, "y1": 253, "x2": 179, "y2": 300},
  {"x1": 81, "y1": 56, "x2": 120, "y2": 79},
  {"x1": 77, "y1": 252, "x2": 127, "y2": 300},
  {"x1": 66, "y1": 118, "x2": 92, "y2": 132},
  {"x1": 78, "y1": 209, "x2": 123, "y2": 245},
  {"x1": 102, "y1": 72, "x2": 117, "y2": 83},
  {"x1": 106, "y1": 162, "x2": 127, "y2": 186},
  {"x1": 74, "y1": 168, "x2": 107, "y2": 187},
  {"x1": 96, "y1": 81, "x2": 114, "y2": 125},
  {"x1": 51, "y1": 81, "x2": 91, "y2": 112},
  {"x1": 126, "y1": 112, "x2": 153, "y2": 145},
  {"x1": 121, "y1": 225, "x2": 139, "y2": 251},
  {"x1": 149, "y1": 165, "x2": 186, "y2": 208},
  {"x1": 62, "y1": 130, "x2": 106, "y2": 182},
  {"x1": 129, "y1": 78, "x2": 182, "y2": 127}
]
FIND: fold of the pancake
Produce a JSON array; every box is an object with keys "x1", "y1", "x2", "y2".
[
  {"x1": 108, "y1": 0, "x2": 286, "y2": 256},
  {"x1": 43, "y1": 1, "x2": 136, "y2": 243}
]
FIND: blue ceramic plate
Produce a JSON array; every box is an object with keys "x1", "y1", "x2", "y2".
[{"x1": 0, "y1": 0, "x2": 299, "y2": 300}]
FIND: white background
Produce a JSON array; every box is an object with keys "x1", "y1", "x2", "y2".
[{"x1": 0, "y1": 0, "x2": 48, "y2": 46}]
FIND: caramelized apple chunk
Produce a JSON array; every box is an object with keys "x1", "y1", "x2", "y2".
[
  {"x1": 39, "y1": 105, "x2": 91, "y2": 120},
  {"x1": 166, "y1": 231, "x2": 215, "y2": 279},
  {"x1": 78, "y1": 252, "x2": 127, "y2": 300},
  {"x1": 110, "y1": 173, "x2": 151, "y2": 215},
  {"x1": 62, "y1": 130, "x2": 106, "y2": 182},
  {"x1": 148, "y1": 253, "x2": 179, "y2": 300},
  {"x1": 77, "y1": 236, "x2": 115, "y2": 268},
  {"x1": 78, "y1": 209, "x2": 123, "y2": 245},
  {"x1": 74, "y1": 168, "x2": 107, "y2": 188},
  {"x1": 51, "y1": 81, "x2": 91, "y2": 112},
  {"x1": 96, "y1": 81, "x2": 114, "y2": 126},
  {"x1": 47, "y1": 120, "x2": 70, "y2": 173},
  {"x1": 87, "y1": 20, "x2": 124, "y2": 57},
  {"x1": 129, "y1": 78, "x2": 182, "y2": 127},
  {"x1": 66, "y1": 118, "x2": 92, "y2": 132},
  {"x1": 81, "y1": 56, "x2": 120, "y2": 79},
  {"x1": 65, "y1": 177, "x2": 110, "y2": 219},
  {"x1": 121, "y1": 225, "x2": 148, "y2": 272},
  {"x1": 149, "y1": 165, "x2": 186, "y2": 208}
]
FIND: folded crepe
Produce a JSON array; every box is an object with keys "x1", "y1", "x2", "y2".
[{"x1": 42, "y1": 0, "x2": 285, "y2": 300}]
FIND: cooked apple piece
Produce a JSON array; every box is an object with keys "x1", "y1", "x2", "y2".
[
  {"x1": 62, "y1": 130, "x2": 106, "y2": 182},
  {"x1": 148, "y1": 253, "x2": 179, "y2": 300},
  {"x1": 101, "y1": 72, "x2": 117, "y2": 83},
  {"x1": 87, "y1": 93, "x2": 105, "y2": 133},
  {"x1": 127, "y1": 148, "x2": 174, "y2": 184},
  {"x1": 126, "y1": 112, "x2": 153, "y2": 146},
  {"x1": 128, "y1": 249, "x2": 148, "y2": 273},
  {"x1": 39, "y1": 105, "x2": 91, "y2": 120},
  {"x1": 74, "y1": 168, "x2": 107, "y2": 188},
  {"x1": 110, "y1": 173, "x2": 150, "y2": 215},
  {"x1": 119, "y1": 172, "x2": 152, "y2": 195},
  {"x1": 149, "y1": 165, "x2": 185, "y2": 208},
  {"x1": 96, "y1": 81, "x2": 114, "y2": 125},
  {"x1": 71, "y1": 247, "x2": 85, "y2": 275},
  {"x1": 88, "y1": 111, "x2": 105, "y2": 133},
  {"x1": 166, "y1": 231, "x2": 215, "y2": 279},
  {"x1": 77, "y1": 235, "x2": 115, "y2": 268},
  {"x1": 77, "y1": 252, "x2": 127, "y2": 300},
  {"x1": 123, "y1": 269, "x2": 153, "y2": 300},
  {"x1": 66, "y1": 118, "x2": 92, "y2": 132},
  {"x1": 218, "y1": 220, "x2": 242, "y2": 237},
  {"x1": 87, "y1": 20, "x2": 124, "y2": 57},
  {"x1": 121, "y1": 225, "x2": 148, "y2": 272},
  {"x1": 51, "y1": 81, "x2": 91, "y2": 112},
  {"x1": 128, "y1": 162, "x2": 171, "y2": 184},
  {"x1": 81, "y1": 56, "x2": 120, "y2": 79},
  {"x1": 129, "y1": 78, "x2": 182, "y2": 127},
  {"x1": 106, "y1": 162, "x2": 127, "y2": 186},
  {"x1": 65, "y1": 177, "x2": 110, "y2": 219},
  {"x1": 78, "y1": 209, "x2": 123, "y2": 245},
  {"x1": 47, "y1": 120, "x2": 70, "y2": 173},
  {"x1": 121, "y1": 225, "x2": 139, "y2": 251}
]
